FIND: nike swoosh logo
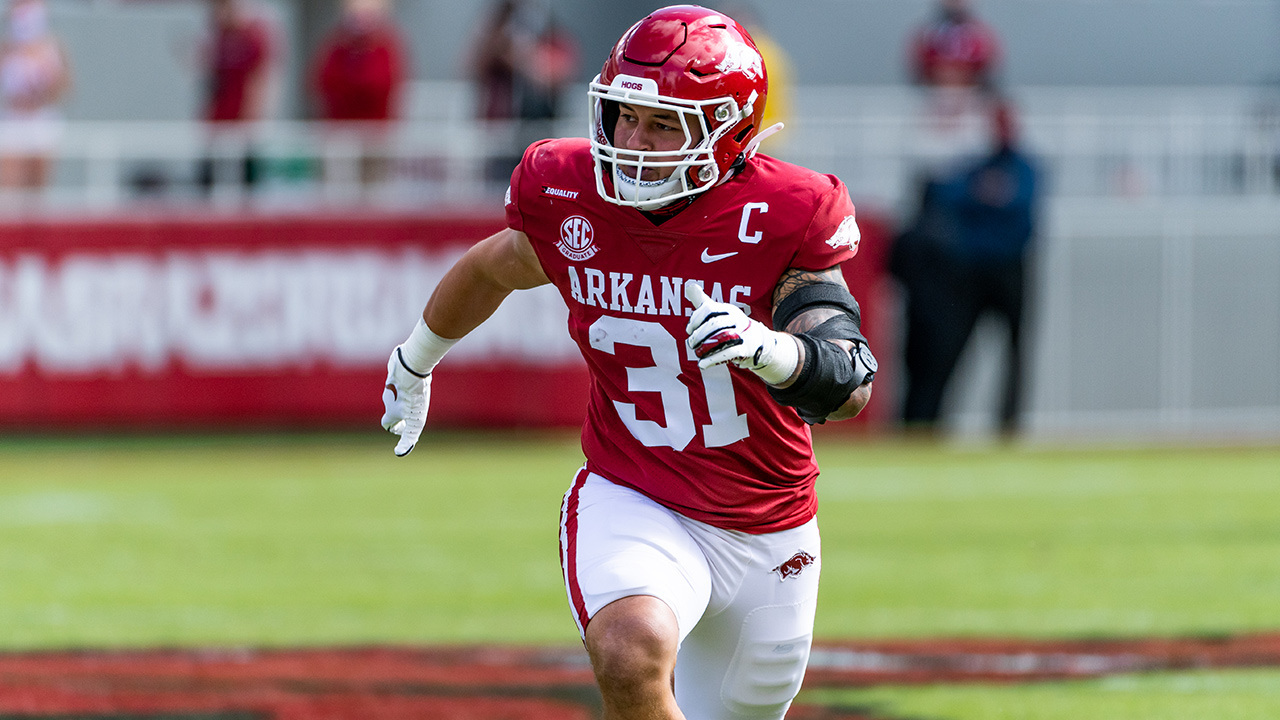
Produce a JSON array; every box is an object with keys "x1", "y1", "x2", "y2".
[
  {"x1": 385, "y1": 383, "x2": 398, "y2": 401},
  {"x1": 701, "y1": 249, "x2": 739, "y2": 263}
]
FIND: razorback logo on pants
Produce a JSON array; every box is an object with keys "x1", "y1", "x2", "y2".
[{"x1": 773, "y1": 550, "x2": 816, "y2": 581}]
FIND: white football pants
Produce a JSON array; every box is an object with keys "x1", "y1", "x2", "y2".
[{"x1": 560, "y1": 469, "x2": 822, "y2": 720}]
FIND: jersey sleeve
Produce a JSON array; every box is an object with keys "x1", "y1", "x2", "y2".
[
  {"x1": 504, "y1": 139, "x2": 565, "y2": 233},
  {"x1": 790, "y1": 175, "x2": 860, "y2": 271},
  {"x1": 503, "y1": 155, "x2": 526, "y2": 233}
]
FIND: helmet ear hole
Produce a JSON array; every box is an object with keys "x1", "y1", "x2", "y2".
[
  {"x1": 733, "y1": 123, "x2": 755, "y2": 144},
  {"x1": 600, "y1": 100, "x2": 621, "y2": 144}
]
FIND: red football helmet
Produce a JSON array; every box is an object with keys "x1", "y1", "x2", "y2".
[{"x1": 588, "y1": 5, "x2": 771, "y2": 209}]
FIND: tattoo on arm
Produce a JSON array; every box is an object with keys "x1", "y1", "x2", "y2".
[{"x1": 772, "y1": 267, "x2": 851, "y2": 335}]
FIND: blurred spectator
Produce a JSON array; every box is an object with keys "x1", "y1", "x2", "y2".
[
  {"x1": 895, "y1": 0, "x2": 1004, "y2": 426},
  {"x1": 942, "y1": 101, "x2": 1038, "y2": 436},
  {"x1": 891, "y1": 174, "x2": 962, "y2": 433},
  {"x1": 471, "y1": 0, "x2": 519, "y2": 123},
  {"x1": 0, "y1": 0, "x2": 70, "y2": 193},
  {"x1": 469, "y1": 0, "x2": 580, "y2": 187},
  {"x1": 469, "y1": 0, "x2": 523, "y2": 185},
  {"x1": 314, "y1": 0, "x2": 405, "y2": 123},
  {"x1": 311, "y1": 0, "x2": 408, "y2": 189},
  {"x1": 909, "y1": 0, "x2": 1001, "y2": 91},
  {"x1": 509, "y1": 13, "x2": 578, "y2": 171},
  {"x1": 906, "y1": 0, "x2": 1002, "y2": 185},
  {"x1": 893, "y1": 100, "x2": 1039, "y2": 436},
  {"x1": 197, "y1": 0, "x2": 276, "y2": 195},
  {"x1": 515, "y1": 16, "x2": 576, "y2": 129}
]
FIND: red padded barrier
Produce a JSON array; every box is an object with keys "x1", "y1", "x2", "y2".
[{"x1": 0, "y1": 210, "x2": 891, "y2": 431}]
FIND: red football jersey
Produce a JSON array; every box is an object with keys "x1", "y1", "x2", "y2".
[{"x1": 506, "y1": 138, "x2": 860, "y2": 533}]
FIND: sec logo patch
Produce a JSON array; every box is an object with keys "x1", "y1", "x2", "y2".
[{"x1": 558, "y1": 215, "x2": 598, "y2": 261}]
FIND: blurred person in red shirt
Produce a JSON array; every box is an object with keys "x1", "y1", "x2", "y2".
[
  {"x1": 909, "y1": 0, "x2": 1001, "y2": 90},
  {"x1": 900, "y1": 0, "x2": 1002, "y2": 272},
  {"x1": 314, "y1": 0, "x2": 406, "y2": 123},
  {"x1": 510, "y1": 15, "x2": 577, "y2": 175},
  {"x1": 470, "y1": 0, "x2": 519, "y2": 123},
  {"x1": 515, "y1": 17, "x2": 576, "y2": 125},
  {"x1": 203, "y1": 0, "x2": 273, "y2": 123},
  {"x1": 469, "y1": 0, "x2": 522, "y2": 186},
  {"x1": 470, "y1": 1, "x2": 579, "y2": 188},
  {"x1": 312, "y1": 0, "x2": 407, "y2": 190},
  {"x1": 908, "y1": 0, "x2": 1001, "y2": 161},
  {"x1": 0, "y1": 0, "x2": 71, "y2": 193},
  {"x1": 198, "y1": 0, "x2": 276, "y2": 194}
]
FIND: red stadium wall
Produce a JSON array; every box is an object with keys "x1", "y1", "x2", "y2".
[{"x1": 0, "y1": 212, "x2": 892, "y2": 431}]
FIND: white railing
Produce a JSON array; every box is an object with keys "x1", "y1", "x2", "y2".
[
  {"x1": 788, "y1": 113, "x2": 1280, "y2": 207},
  {"x1": 10, "y1": 118, "x2": 577, "y2": 215},
  {"x1": 4, "y1": 84, "x2": 1279, "y2": 215},
  {"x1": 783, "y1": 85, "x2": 1280, "y2": 210}
]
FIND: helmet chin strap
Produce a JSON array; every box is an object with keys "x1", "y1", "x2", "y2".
[
  {"x1": 613, "y1": 164, "x2": 684, "y2": 209},
  {"x1": 744, "y1": 122, "x2": 785, "y2": 159},
  {"x1": 710, "y1": 122, "x2": 786, "y2": 189}
]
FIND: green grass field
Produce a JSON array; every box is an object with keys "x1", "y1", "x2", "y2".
[
  {"x1": 803, "y1": 669, "x2": 1280, "y2": 720},
  {"x1": 1, "y1": 431, "x2": 1278, "y2": 718}
]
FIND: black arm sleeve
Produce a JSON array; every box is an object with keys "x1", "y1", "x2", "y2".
[{"x1": 766, "y1": 281, "x2": 875, "y2": 424}]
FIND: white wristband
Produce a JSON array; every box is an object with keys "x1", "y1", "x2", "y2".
[
  {"x1": 753, "y1": 332, "x2": 801, "y2": 386},
  {"x1": 398, "y1": 318, "x2": 459, "y2": 376}
]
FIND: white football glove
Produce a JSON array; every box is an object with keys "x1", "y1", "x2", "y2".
[
  {"x1": 381, "y1": 347, "x2": 431, "y2": 457},
  {"x1": 684, "y1": 281, "x2": 799, "y2": 385}
]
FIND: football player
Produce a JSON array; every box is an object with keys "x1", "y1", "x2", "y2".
[{"x1": 382, "y1": 6, "x2": 876, "y2": 719}]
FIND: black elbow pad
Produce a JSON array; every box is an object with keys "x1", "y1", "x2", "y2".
[
  {"x1": 768, "y1": 334, "x2": 869, "y2": 424},
  {"x1": 768, "y1": 281, "x2": 876, "y2": 424},
  {"x1": 773, "y1": 281, "x2": 867, "y2": 345}
]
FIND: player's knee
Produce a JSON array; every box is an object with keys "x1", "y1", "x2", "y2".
[
  {"x1": 721, "y1": 638, "x2": 810, "y2": 717},
  {"x1": 585, "y1": 597, "x2": 680, "y2": 699},
  {"x1": 720, "y1": 608, "x2": 813, "y2": 717}
]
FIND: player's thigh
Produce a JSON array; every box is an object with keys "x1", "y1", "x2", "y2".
[
  {"x1": 560, "y1": 470, "x2": 712, "y2": 642},
  {"x1": 674, "y1": 519, "x2": 822, "y2": 720}
]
